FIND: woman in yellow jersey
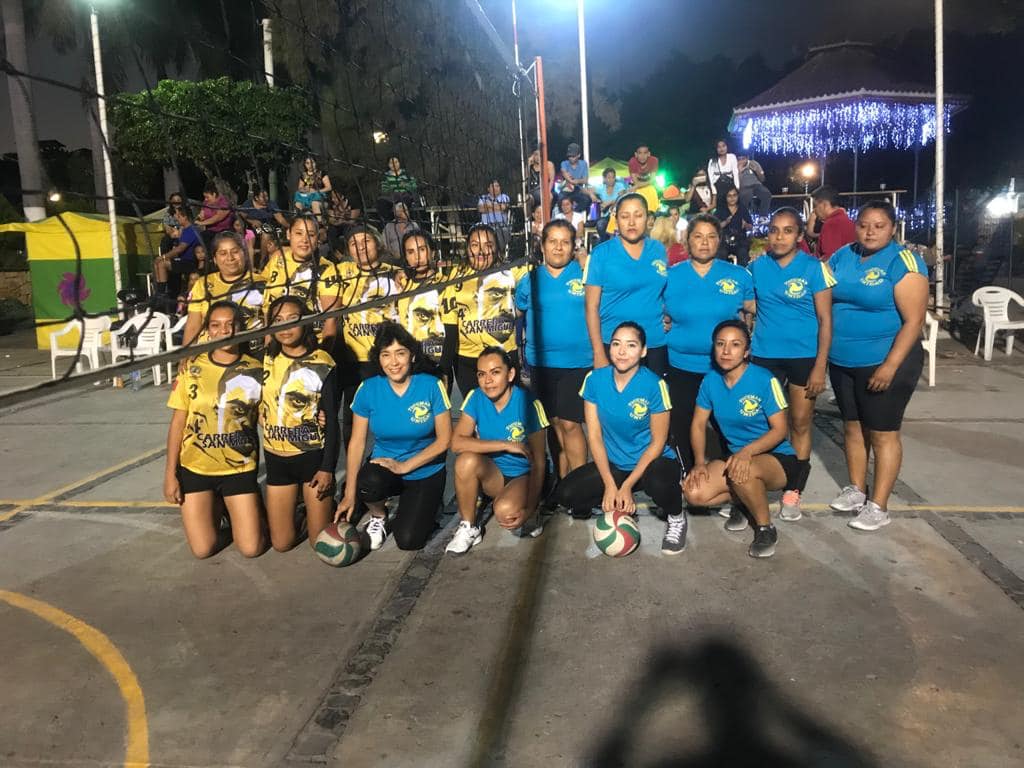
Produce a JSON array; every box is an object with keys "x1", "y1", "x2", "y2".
[
  {"x1": 261, "y1": 296, "x2": 340, "y2": 550},
  {"x1": 182, "y1": 231, "x2": 266, "y2": 354},
  {"x1": 396, "y1": 229, "x2": 457, "y2": 384},
  {"x1": 262, "y1": 215, "x2": 341, "y2": 348},
  {"x1": 164, "y1": 301, "x2": 265, "y2": 559},
  {"x1": 445, "y1": 224, "x2": 526, "y2": 397}
]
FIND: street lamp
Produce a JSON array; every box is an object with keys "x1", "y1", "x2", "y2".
[
  {"x1": 88, "y1": 2, "x2": 123, "y2": 308},
  {"x1": 576, "y1": 0, "x2": 589, "y2": 165},
  {"x1": 800, "y1": 161, "x2": 817, "y2": 194}
]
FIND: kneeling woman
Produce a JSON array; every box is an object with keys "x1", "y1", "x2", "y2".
[
  {"x1": 335, "y1": 322, "x2": 452, "y2": 551},
  {"x1": 683, "y1": 321, "x2": 796, "y2": 559},
  {"x1": 261, "y1": 296, "x2": 340, "y2": 551},
  {"x1": 551, "y1": 322, "x2": 686, "y2": 555},
  {"x1": 164, "y1": 301, "x2": 265, "y2": 558},
  {"x1": 447, "y1": 347, "x2": 549, "y2": 555}
]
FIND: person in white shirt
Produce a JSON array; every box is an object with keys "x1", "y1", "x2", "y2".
[
  {"x1": 708, "y1": 139, "x2": 740, "y2": 210},
  {"x1": 553, "y1": 196, "x2": 586, "y2": 250}
]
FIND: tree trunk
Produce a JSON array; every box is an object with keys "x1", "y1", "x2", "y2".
[
  {"x1": 163, "y1": 165, "x2": 183, "y2": 200},
  {"x1": 1, "y1": 0, "x2": 46, "y2": 221}
]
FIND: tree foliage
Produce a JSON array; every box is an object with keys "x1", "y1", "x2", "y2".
[{"x1": 110, "y1": 77, "x2": 313, "y2": 182}]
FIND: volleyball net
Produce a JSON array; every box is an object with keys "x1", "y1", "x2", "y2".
[{"x1": 0, "y1": 0, "x2": 539, "y2": 407}]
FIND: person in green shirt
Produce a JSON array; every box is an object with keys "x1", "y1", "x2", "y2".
[{"x1": 378, "y1": 155, "x2": 419, "y2": 223}]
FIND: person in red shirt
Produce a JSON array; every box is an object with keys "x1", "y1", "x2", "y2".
[
  {"x1": 627, "y1": 144, "x2": 659, "y2": 189},
  {"x1": 810, "y1": 186, "x2": 856, "y2": 261}
]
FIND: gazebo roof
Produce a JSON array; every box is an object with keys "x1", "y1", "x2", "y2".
[{"x1": 734, "y1": 41, "x2": 968, "y2": 115}]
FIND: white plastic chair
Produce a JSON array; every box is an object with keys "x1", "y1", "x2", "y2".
[
  {"x1": 49, "y1": 316, "x2": 111, "y2": 379},
  {"x1": 972, "y1": 286, "x2": 1024, "y2": 362},
  {"x1": 921, "y1": 311, "x2": 938, "y2": 387},
  {"x1": 110, "y1": 312, "x2": 171, "y2": 385},
  {"x1": 164, "y1": 314, "x2": 189, "y2": 383}
]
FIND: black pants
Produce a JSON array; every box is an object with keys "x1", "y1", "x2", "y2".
[
  {"x1": 455, "y1": 355, "x2": 478, "y2": 401},
  {"x1": 551, "y1": 456, "x2": 682, "y2": 518},
  {"x1": 356, "y1": 463, "x2": 446, "y2": 551},
  {"x1": 666, "y1": 367, "x2": 728, "y2": 472}
]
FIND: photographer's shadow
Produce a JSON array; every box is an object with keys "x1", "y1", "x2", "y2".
[{"x1": 588, "y1": 637, "x2": 876, "y2": 768}]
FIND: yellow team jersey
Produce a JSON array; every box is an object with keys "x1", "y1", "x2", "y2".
[
  {"x1": 261, "y1": 248, "x2": 342, "y2": 326},
  {"x1": 334, "y1": 260, "x2": 400, "y2": 363},
  {"x1": 442, "y1": 264, "x2": 527, "y2": 358},
  {"x1": 187, "y1": 271, "x2": 266, "y2": 354},
  {"x1": 396, "y1": 267, "x2": 462, "y2": 365},
  {"x1": 260, "y1": 348, "x2": 336, "y2": 456},
  {"x1": 167, "y1": 352, "x2": 263, "y2": 475}
]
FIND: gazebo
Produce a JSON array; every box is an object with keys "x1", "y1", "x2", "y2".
[{"x1": 728, "y1": 41, "x2": 968, "y2": 202}]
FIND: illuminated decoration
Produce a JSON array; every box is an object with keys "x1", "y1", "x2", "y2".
[
  {"x1": 655, "y1": 172, "x2": 667, "y2": 191},
  {"x1": 737, "y1": 100, "x2": 956, "y2": 157}
]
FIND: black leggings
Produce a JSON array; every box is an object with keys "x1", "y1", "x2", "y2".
[
  {"x1": 550, "y1": 456, "x2": 682, "y2": 518},
  {"x1": 666, "y1": 367, "x2": 729, "y2": 472},
  {"x1": 355, "y1": 462, "x2": 446, "y2": 551}
]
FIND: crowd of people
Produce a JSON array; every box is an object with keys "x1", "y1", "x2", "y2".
[{"x1": 156, "y1": 146, "x2": 928, "y2": 562}]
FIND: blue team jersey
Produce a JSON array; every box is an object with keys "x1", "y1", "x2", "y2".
[
  {"x1": 828, "y1": 241, "x2": 928, "y2": 367},
  {"x1": 580, "y1": 365, "x2": 674, "y2": 471},
  {"x1": 696, "y1": 364, "x2": 794, "y2": 456},
  {"x1": 583, "y1": 237, "x2": 668, "y2": 347},
  {"x1": 750, "y1": 252, "x2": 836, "y2": 359},
  {"x1": 461, "y1": 385, "x2": 549, "y2": 478},
  {"x1": 514, "y1": 262, "x2": 592, "y2": 369},
  {"x1": 351, "y1": 373, "x2": 451, "y2": 480},
  {"x1": 665, "y1": 260, "x2": 754, "y2": 374}
]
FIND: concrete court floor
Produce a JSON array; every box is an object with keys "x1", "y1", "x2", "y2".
[{"x1": 1, "y1": 337, "x2": 1023, "y2": 767}]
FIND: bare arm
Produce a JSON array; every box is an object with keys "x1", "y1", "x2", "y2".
[
  {"x1": 386, "y1": 411, "x2": 452, "y2": 475},
  {"x1": 163, "y1": 409, "x2": 186, "y2": 504},
  {"x1": 525, "y1": 429, "x2": 547, "y2": 514},
  {"x1": 451, "y1": 412, "x2": 520, "y2": 456},
  {"x1": 620, "y1": 410, "x2": 671, "y2": 490},
  {"x1": 870, "y1": 273, "x2": 928, "y2": 391},
  {"x1": 182, "y1": 311, "x2": 204, "y2": 348},
  {"x1": 808, "y1": 289, "x2": 833, "y2": 397},
  {"x1": 585, "y1": 284, "x2": 609, "y2": 368},
  {"x1": 584, "y1": 400, "x2": 618, "y2": 491}
]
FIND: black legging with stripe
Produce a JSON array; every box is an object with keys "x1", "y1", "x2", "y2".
[{"x1": 549, "y1": 457, "x2": 682, "y2": 519}]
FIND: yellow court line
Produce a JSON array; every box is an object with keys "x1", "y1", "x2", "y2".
[
  {"x1": 800, "y1": 503, "x2": 1024, "y2": 514},
  {"x1": 0, "y1": 589, "x2": 149, "y2": 768}
]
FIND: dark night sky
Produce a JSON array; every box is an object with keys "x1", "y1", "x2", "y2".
[{"x1": 0, "y1": 0, "x2": 1017, "y2": 153}]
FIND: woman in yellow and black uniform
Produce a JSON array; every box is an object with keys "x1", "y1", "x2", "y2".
[
  {"x1": 444, "y1": 224, "x2": 527, "y2": 397},
  {"x1": 331, "y1": 224, "x2": 402, "y2": 444},
  {"x1": 164, "y1": 301, "x2": 264, "y2": 559},
  {"x1": 261, "y1": 296, "x2": 340, "y2": 551},
  {"x1": 183, "y1": 231, "x2": 266, "y2": 355},
  {"x1": 396, "y1": 229, "x2": 458, "y2": 384}
]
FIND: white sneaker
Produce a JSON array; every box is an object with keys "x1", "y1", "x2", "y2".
[
  {"x1": 848, "y1": 501, "x2": 891, "y2": 532},
  {"x1": 446, "y1": 520, "x2": 482, "y2": 554},
  {"x1": 365, "y1": 516, "x2": 388, "y2": 550},
  {"x1": 830, "y1": 485, "x2": 867, "y2": 513},
  {"x1": 717, "y1": 504, "x2": 732, "y2": 519}
]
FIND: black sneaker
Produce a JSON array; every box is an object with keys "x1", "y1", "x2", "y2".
[
  {"x1": 748, "y1": 525, "x2": 778, "y2": 559},
  {"x1": 661, "y1": 513, "x2": 688, "y2": 555},
  {"x1": 724, "y1": 505, "x2": 749, "y2": 532}
]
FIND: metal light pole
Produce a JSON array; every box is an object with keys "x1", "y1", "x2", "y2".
[
  {"x1": 511, "y1": 0, "x2": 529, "y2": 257},
  {"x1": 261, "y1": 18, "x2": 278, "y2": 201},
  {"x1": 934, "y1": 0, "x2": 946, "y2": 311},
  {"x1": 576, "y1": 0, "x2": 589, "y2": 165},
  {"x1": 90, "y1": 4, "x2": 122, "y2": 305}
]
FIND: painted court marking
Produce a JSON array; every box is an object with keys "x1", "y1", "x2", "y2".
[{"x1": 0, "y1": 589, "x2": 149, "y2": 768}]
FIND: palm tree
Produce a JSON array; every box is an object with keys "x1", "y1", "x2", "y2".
[{"x1": 1, "y1": 0, "x2": 46, "y2": 221}]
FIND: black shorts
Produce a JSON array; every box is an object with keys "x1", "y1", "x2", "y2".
[
  {"x1": 178, "y1": 466, "x2": 259, "y2": 497},
  {"x1": 751, "y1": 356, "x2": 816, "y2": 388},
  {"x1": 264, "y1": 450, "x2": 326, "y2": 487},
  {"x1": 768, "y1": 452, "x2": 802, "y2": 491},
  {"x1": 530, "y1": 366, "x2": 587, "y2": 423},
  {"x1": 170, "y1": 256, "x2": 197, "y2": 275},
  {"x1": 829, "y1": 345, "x2": 923, "y2": 431}
]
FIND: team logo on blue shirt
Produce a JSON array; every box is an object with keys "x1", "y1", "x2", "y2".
[
  {"x1": 716, "y1": 278, "x2": 740, "y2": 295},
  {"x1": 628, "y1": 398, "x2": 650, "y2": 420},
  {"x1": 652, "y1": 259, "x2": 667, "y2": 277},
  {"x1": 567, "y1": 278, "x2": 585, "y2": 296},
  {"x1": 506, "y1": 421, "x2": 526, "y2": 441},
  {"x1": 408, "y1": 401, "x2": 431, "y2": 424},
  {"x1": 739, "y1": 394, "x2": 763, "y2": 417},
  {"x1": 784, "y1": 278, "x2": 808, "y2": 299},
  {"x1": 861, "y1": 267, "x2": 886, "y2": 286}
]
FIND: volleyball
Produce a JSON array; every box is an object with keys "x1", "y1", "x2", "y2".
[
  {"x1": 314, "y1": 522, "x2": 365, "y2": 566},
  {"x1": 593, "y1": 511, "x2": 640, "y2": 557}
]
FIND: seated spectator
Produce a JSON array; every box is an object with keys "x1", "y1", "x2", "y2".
[
  {"x1": 382, "y1": 202, "x2": 420, "y2": 266},
  {"x1": 295, "y1": 156, "x2": 331, "y2": 218},
  {"x1": 232, "y1": 216, "x2": 257, "y2": 265},
  {"x1": 595, "y1": 168, "x2": 628, "y2": 241},
  {"x1": 377, "y1": 155, "x2": 418, "y2": 223},
  {"x1": 326, "y1": 189, "x2": 361, "y2": 252},
  {"x1": 628, "y1": 144, "x2": 659, "y2": 189},
  {"x1": 527, "y1": 148, "x2": 556, "y2": 210},
  {"x1": 478, "y1": 179, "x2": 511, "y2": 255},
  {"x1": 161, "y1": 192, "x2": 185, "y2": 255},
  {"x1": 717, "y1": 188, "x2": 753, "y2": 265},
  {"x1": 239, "y1": 189, "x2": 288, "y2": 270},
  {"x1": 708, "y1": 139, "x2": 740, "y2": 205},
  {"x1": 738, "y1": 155, "x2": 772, "y2": 216},
  {"x1": 557, "y1": 142, "x2": 596, "y2": 213},
  {"x1": 195, "y1": 180, "x2": 235, "y2": 253},
  {"x1": 686, "y1": 168, "x2": 714, "y2": 214},
  {"x1": 810, "y1": 185, "x2": 856, "y2": 262},
  {"x1": 528, "y1": 204, "x2": 544, "y2": 259},
  {"x1": 153, "y1": 206, "x2": 203, "y2": 298},
  {"x1": 553, "y1": 196, "x2": 586, "y2": 250}
]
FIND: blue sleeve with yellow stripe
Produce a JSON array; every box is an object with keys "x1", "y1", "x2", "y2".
[
  {"x1": 889, "y1": 247, "x2": 928, "y2": 284},
  {"x1": 763, "y1": 372, "x2": 789, "y2": 417}
]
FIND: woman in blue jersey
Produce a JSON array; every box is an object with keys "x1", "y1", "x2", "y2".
[
  {"x1": 826, "y1": 201, "x2": 928, "y2": 532},
  {"x1": 584, "y1": 193, "x2": 669, "y2": 375},
  {"x1": 447, "y1": 347, "x2": 549, "y2": 555},
  {"x1": 515, "y1": 219, "x2": 591, "y2": 478},
  {"x1": 335, "y1": 322, "x2": 452, "y2": 551},
  {"x1": 550, "y1": 322, "x2": 687, "y2": 555},
  {"x1": 684, "y1": 321, "x2": 796, "y2": 559},
  {"x1": 749, "y1": 207, "x2": 835, "y2": 521}
]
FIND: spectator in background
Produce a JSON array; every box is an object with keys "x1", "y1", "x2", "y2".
[
  {"x1": 553, "y1": 196, "x2": 586, "y2": 250},
  {"x1": 383, "y1": 202, "x2": 420, "y2": 266},
  {"x1": 153, "y1": 206, "x2": 203, "y2": 297},
  {"x1": 326, "y1": 189, "x2": 361, "y2": 252},
  {"x1": 378, "y1": 155, "x2": 418, "y2": 223},
  {"x1": 708, "y1": 139, "x2": 740, "y2": 208},
  {"x1": 811, "y1": 185, "x2": 856, "y2": 262},
  {"x1": 478, "y1": 179, "x2": 511, "y2": 254},
  {"x1": 527, "y1": 148, "x2": 556, "y2": 210},
  {"x1": 738, "y1": 155, "x2": 772, "y2": 216},
  {"x1": 558, "y1": 142, "x2": 595, "y2": 213},
  {"x1": 296, "y1": 156, "x2": 331, "y2": 218},
  {"x1": 650, "y1": 216, "x2": 681, "y2": 265},
  {"x1": 161, "y1": 193, "x2": 185, "y2": 255},
  {"x1": 718, "y1": 187, "x2": 753, "y2": 265},
  {"x1": 232, "y1": 216, "x2": 257, "y2": 265},
  {"x1": 195, "y1": 180, "x2": 235, "y2": 253},
  {"x1": 595, "y1": 167, "x2": 628, "y2": 241},
  {"x1": 686, "y1": 167, "x2": 714, "y2": 215},
  {"x1": 628, "y1": 144, "x2": 659, "y2": 189}
]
